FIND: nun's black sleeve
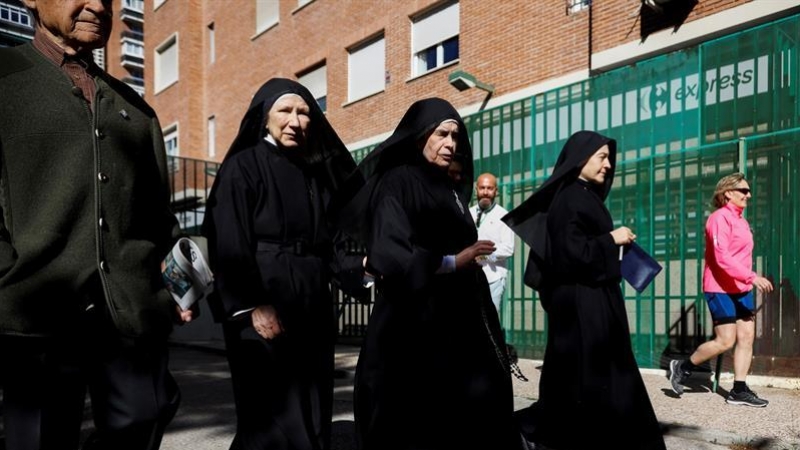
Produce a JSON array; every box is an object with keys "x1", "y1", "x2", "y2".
[
  {"x1": 365, "y1": 169, "x2": 442, "y2": 292},
  {"x1": 207, "y1": 160, "x2": 269, "y2": 317},
  {"x1": 329, "y1": 230, "x2": 369, "y2": 299},
  {"x1": 547, "y1": 187, "x2": 621, "y2": 282}
]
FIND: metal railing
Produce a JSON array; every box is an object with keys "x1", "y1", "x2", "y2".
[{"x1": 168, "y1": 156, "x2": 218, "y2": 235}]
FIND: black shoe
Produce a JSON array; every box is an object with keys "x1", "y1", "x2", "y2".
[
  {"x1": 726, "y1": 388, "x2": 769, "y2": 407},
  {"x1": 669, "y1": 359, "x2": 689, "y2": 395}
]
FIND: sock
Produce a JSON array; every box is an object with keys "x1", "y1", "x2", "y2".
[{"x1": 733, "y1": 381, "x2": 747, "y2": 393}]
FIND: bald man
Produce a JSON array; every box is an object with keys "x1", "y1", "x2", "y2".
[{"x1": 470, "y1": 173, "x2": 516, "y2": 314}]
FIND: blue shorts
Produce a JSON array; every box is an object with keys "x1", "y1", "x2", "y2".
[{"x1": 704, "y1": 291, "x2": 755, "y2": 325}]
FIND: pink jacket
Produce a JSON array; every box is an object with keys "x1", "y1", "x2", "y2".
[{"x1": 703, "y1": 203, "x2": 756, "y2": 293}]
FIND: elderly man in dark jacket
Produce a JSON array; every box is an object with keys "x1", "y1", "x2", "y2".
[{"x1": 0, "y1": 1, "x2": 191, "y2": 449}]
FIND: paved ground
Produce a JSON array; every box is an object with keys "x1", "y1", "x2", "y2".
[
  {"x1": 510, "y1": 356, "x2": 800, "y2": 450},
  {"x1": 2, "y1": 343, "x2": 799, "y2": 449},
  {"x1": 162, "y1": 343, "x2": 800, "y2": 450}
]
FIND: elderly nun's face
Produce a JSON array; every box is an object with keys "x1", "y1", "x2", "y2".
[
  {"x1": 266, "y1": 94, "x2": 311, "y2": 150},
  {"x1": 579, "y1": 144, "x2": 612, "y2": 185},
  {"x1": 421, "y1": 120, "x2": 459, "y2": 169}
]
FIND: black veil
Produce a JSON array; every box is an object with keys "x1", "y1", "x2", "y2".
[
  {"x1": 203, "y1": 78, "x2": 363, "y2": 239},
  {"x1": 340, "y1": 98, "x2": 473, "y2": 243},
  {"x1": 502, "y1": 130, "x2": 617, "y2": 289}
]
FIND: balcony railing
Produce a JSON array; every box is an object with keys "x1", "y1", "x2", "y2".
[
  {"x1": 127, "y1": 83, "x2": 145, "y2": 96},
  {"x1": 167, "y1": 156, "x2": 218, "y2": 235},
  {"x1": 122, "y1": 75, "x2": 144, "y2": 86},
  {"x1": 121, "y1": 29, "x2": 144, "y2": 42},
  {"x1": 120, "y1": 0, "x2": 144, "y2": 23},
  {"x1": 122, "y1": 0, "x2": 144, "y2": 12},
  {"x1": 120, "y1": 39, "x2": 144, "y2": 69},
  {"x1": 166, "y1": 154, "x2": 373, "y2": 340}
]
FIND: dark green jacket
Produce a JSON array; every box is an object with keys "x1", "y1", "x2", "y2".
[{"x1": 0, "y1": 44, "x2": 179, "y2": 339}]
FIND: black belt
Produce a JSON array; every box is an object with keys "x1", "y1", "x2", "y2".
[{"x1": 257, "y1": 239, "x2": 328, "y2": 257}]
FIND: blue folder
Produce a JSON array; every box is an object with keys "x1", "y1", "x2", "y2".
[{"x1": 620, "y1": 242, "x2": 662, "y2": 292}]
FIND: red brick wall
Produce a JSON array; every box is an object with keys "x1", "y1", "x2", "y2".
[
  {"x1": 104, "y1": 1, "x2": 124, "y2": 81},
  {"x1": 144, "y1": 0, "x2": 754, "y2": 162},
  {"x1": 591, "y1": 0, "x2": 753, "y2": 54},
  {"x1": 146, "y1": 0, "x2": 203, "y2": 159}
]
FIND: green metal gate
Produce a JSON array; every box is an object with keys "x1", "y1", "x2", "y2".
[{"x1": 349, "y1": 13, "x2": 800, "y2": 374}]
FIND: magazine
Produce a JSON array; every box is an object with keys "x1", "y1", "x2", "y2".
[{"x1": 162, "y1": 237, "x2": 214, "y2": 310}]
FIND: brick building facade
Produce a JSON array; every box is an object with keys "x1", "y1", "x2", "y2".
[{"x1": 144, "y1": 0, "x2": 798, "y2": 164}]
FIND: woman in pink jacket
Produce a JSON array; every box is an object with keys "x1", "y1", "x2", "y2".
[{"x1": 669, "y1": 173, "x2": 773, "y2": 407}]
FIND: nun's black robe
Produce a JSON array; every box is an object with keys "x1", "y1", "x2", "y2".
[
  {"x1": 208, "y1": 140, "x2": 352, "y2": 450},
  {"x1": 533, "y1": 179, "x2": 665, "y2": 450},
  {"x1": 354, "y1": 163, "x2": 519, "y2": 450},
  {"x1": 204, "y1": 78, "x2": 363, "y2": 450}
]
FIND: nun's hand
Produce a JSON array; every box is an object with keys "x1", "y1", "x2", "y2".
[
  {"x1": 252, "y1": 305, "x2": 284, "y2": 340},
  {"x1": 456, "y1": 240, "x2": 496, "y2": 269},
  {"x1": 611, "y1": 226, "x2": 636, "y2": 245}
]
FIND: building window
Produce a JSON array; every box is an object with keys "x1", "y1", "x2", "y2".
[
  {"x1": 0, "y1": 3, "x2": 32, "y2": 27},
  {"x1": 163, "y1": 124, "x2": 179, "y2": 172},
  {"x1": 208, "y1": 23, "x2": 215, "y2": 64},
  {"x1": 348, "y1": 35, "x2": 385, "y2": 103},
  {"x1": 207, "y1": 116, "x2": 216, "y2": 158},
  {"x1": 121, "y1": 39, "x2": 144, "y2": 58},
  {"x1": 411, "y1": 1, "x2": 459, "y2": 76},
  {"x1": 122, "y1": 0, "x2": 144, "y2": 13},
  {"x1": 567, "y1": 0, "x2": 590, "y2": 14},
  {"x1": 155, "y1": 34, "x2": 179, "y2": 93},
  {"x1": 298, "y1": 0, "x2": 313, "y2": 7},
  {"x1": 256, "y1": 0, "x2": 279, "y2": 34},
  {"x1": 298, "y1": 64, "x2": 327, "y2": 113},
  {"x1": 154, "y1": 0, "x2": 167, "y2": 10}
]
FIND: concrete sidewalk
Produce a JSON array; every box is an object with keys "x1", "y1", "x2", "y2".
[
  {"x1": 509, "y1": 356, "x2": 800, "y2": 450},
  {"x1": 169, "y1": 341, "x2": 800, "y2": 450}
]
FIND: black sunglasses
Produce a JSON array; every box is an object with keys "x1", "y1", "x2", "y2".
[{"x1": 731, "y1": 188, "x2": 751, "y2": 195}]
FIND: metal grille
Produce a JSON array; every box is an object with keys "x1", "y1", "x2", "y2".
[{"x1": 345, "y1": 13, "x2": 800, "y2": 372}]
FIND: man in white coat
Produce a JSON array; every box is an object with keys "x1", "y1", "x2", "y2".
[{"x1": 470, "y1": 173, "x2": 516, "y2": 314}]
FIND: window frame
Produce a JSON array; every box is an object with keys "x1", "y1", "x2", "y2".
[
  {"x1": 207, "y1": 116, "x2": 216, "y2": 158},
  {"x1": 297, "y1": 63, "x2": 328, "y2": 113},
  {"x1": 410, "y1": 1, "x2": 460, "y2": 77},
  {"x1": 254, "y1": 0, "x2": 280, "y2": 37},
  {"x1": 347, "y1": 34, "x2": 386, "y2": 104},
  {"x1": 154, "y1": 33, "x2": 179, "y2": 94},
  {"x1": 208, "y1": 22, "x2": 215, "y2": 64},
  {"x1": 163, "y1": 123, "x2": 179, "y2": 173}
]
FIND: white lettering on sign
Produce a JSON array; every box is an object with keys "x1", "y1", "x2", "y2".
[{"x1": 534, "y1": 55, "x2": 772, "y2": 145}]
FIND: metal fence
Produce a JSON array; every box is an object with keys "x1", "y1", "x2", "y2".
[{"x1": 349, "y1": 13, "x2": 800, "y2": 374}]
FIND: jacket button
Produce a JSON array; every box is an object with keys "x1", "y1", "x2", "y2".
[
  {"x1": 99, "y1": 217, "x2": 105, "y2": 228},
  {"x1": 100, "y1": 261, "x2": 108, "y2": 272},
  {"x1": 97, "y1": 173, "x2": 109, "y2": 182},
  {"x1": 95, "y1": 129, "x2": 105, "y2": 139}
]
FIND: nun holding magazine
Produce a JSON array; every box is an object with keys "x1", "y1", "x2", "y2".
[{"x1": 202, "y1": 78, "x2": 366, "y2": 450}]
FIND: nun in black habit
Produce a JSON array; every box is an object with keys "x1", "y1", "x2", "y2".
[
  {"x1": 202, "y1": 78, "x2": 365, "y2": 450},
  {"x1": 351, "y1": 98, "x2": 522, "y2": 450},
  {"x1": 503, "y1": 131, "x2": 665, "y2": 450}
]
